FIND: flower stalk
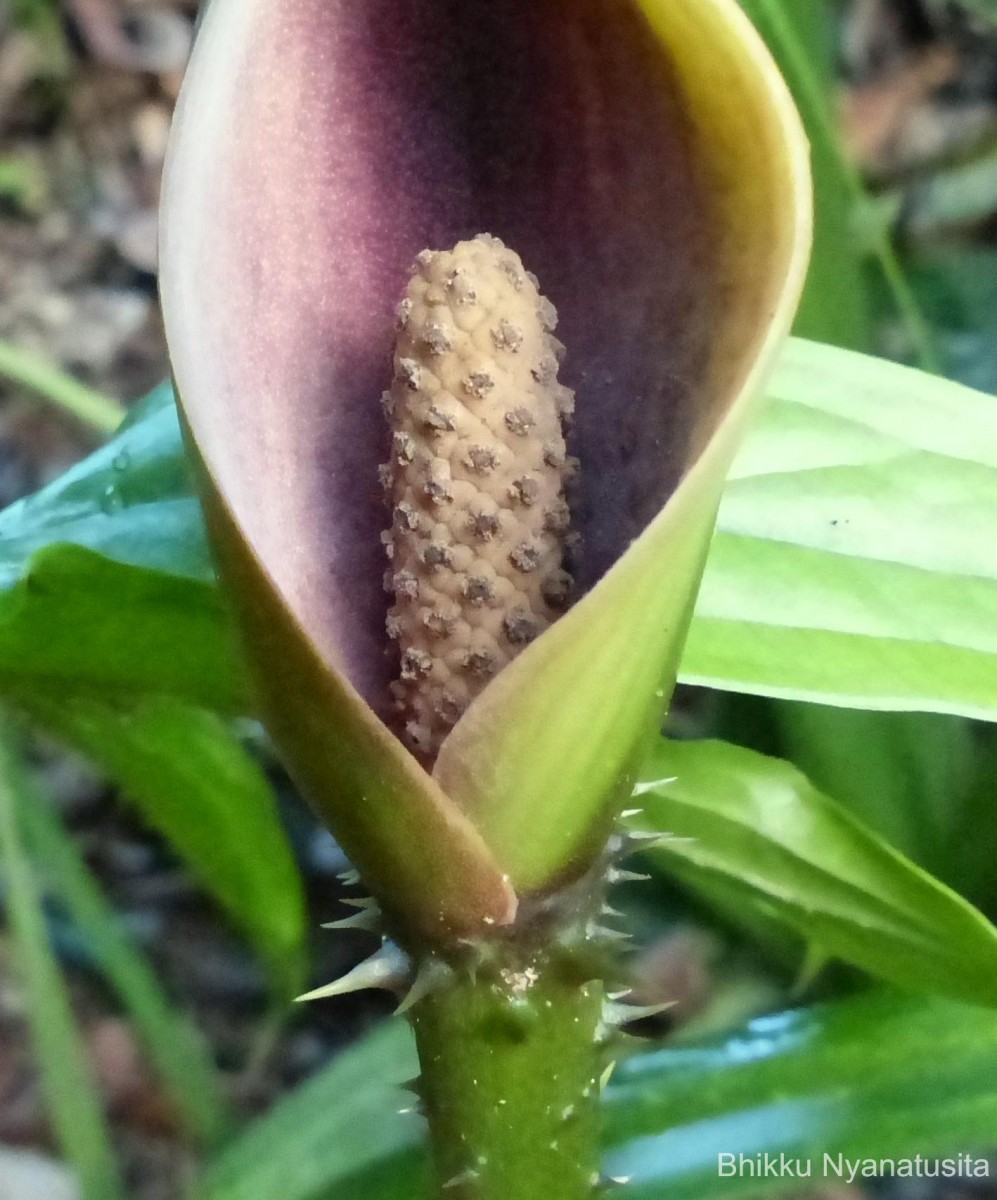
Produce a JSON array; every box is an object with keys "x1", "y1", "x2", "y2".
[{"x1": 411, "y1": 942, "x2": 604, "y2": 1200}]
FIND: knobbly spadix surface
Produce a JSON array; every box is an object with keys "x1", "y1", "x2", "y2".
[{"x1": 382, "y1": 236, "x2": 575, "y2": 757}]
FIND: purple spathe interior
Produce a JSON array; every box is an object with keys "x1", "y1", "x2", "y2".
[{"x1": 166, "y1": 0, "x2": 714, "y2": 715}]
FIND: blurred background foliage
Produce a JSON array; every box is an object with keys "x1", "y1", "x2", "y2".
[{"x1": 0, "y1": 2, "x2": 996, "y2": 1199}]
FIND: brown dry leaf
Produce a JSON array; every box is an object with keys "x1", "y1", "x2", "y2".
[
  {"x1": 842, "y1": 44, "x2": 962, "y2": 174},
  {"x1": 87, "y1": 1018, "x2": 178, "y2": 1137}
]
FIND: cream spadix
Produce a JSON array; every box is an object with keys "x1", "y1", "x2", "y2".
[{"x1": 382, "y1": 236, "x2": 575, "y2": 761}]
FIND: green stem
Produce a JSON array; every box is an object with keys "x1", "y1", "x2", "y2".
[
  {"x1": 410, "y1": 942, "x2": 605, "y2": 1200},
  {"x1": 749, "y1": 0, "x2": 941, "y2": 374},
  {"x1": 0, "y1": 340, "x2": 127, "y2": 435}
]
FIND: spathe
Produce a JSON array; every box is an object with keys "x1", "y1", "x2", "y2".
[{"x1": 160, "y1": 0, "x2": 811, "y2": 942}]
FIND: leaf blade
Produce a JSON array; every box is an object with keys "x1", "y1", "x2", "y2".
[
  {"x1": 18, "y1": 787, "x2": 233, "y2": 1147},
  {"x1": 0, "y1": 722, "x2": 125, "y2": 1200},
  {"x1": 632, "y1": 737, "x2": 997, "y2": 1005},
  {"x1": 20, "y1": 695, "x2": 307, "y2": 1001},
  {"x1": 684, "y1": 338, "x2": 997, "y2": 721},
  {"x1": 196, "y1": 1021, "x2": 423, "y2": 1200},
  {"x1": 605, "y1": 990, "x2": 997, "y2": 1199},
  {"x1": 0, "y1": 546, "x2": 247, "y2": 712}
]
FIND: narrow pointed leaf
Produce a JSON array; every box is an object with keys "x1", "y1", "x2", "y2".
[
  {"x1": 18, "y1": 694, "x2": 307, "y2": 1000},
  {"x1": 18, "y1": 789, "x2": 232, "y2": 1147},
  {"x1": 631, "y1": 737, "x2": 997, "y2": 1006},
  {"x1": 0, "y1": 723, "x2": 125, "y2": 1200}
]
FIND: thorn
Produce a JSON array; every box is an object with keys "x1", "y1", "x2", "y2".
[
  {"x1": 443, "y1": 1168, "x2": 480, "y2": 1190},
  {"x1": 619, "y1": 830, "x2": 682, "y2": 855},
  {"x1": 600, "y1": 1061, "x2": 617, "y2": 1093},
  {"x1": 588, "y1": 924, "x2": 632, "y2": 944},
  {"x1": 606, "y1": 868, "x2": 650, "y2": 885},
  {"x1": 600, "y1": 903, "x2": 625, "y2": 919},
  {"x1": 619, "y1": 808, "x2": 643, "y2": 819},
  {"x1": 396, "y1": 957, "x2": 453, "y2": 1015},
  {"x1": 602, "y1": 999, "x2": 676, "y2": 1028},
  {"x1": 295, "y1": 942, "x2": 409, "y2": 1002},
  {"x1": 337, "y1": 868, "x2": 361, "y2": 886},
  {"x1": 632, "y1": 776, "x2": 677, "y2": 797},
  {"x1": 455, "y1": 936, "x2": 500, "y2": 982},
  {"x1": 623, "y1": 829, "x2": 672, "y2": 843},
  {"x1": 320, "y1": 908, "x2": 382, "y2": 933},
  {"x1": 341, "y1": 896, "x2": 379, "y2": 910}
]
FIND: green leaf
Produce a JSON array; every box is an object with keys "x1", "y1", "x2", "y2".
[
  {"x1": 604, "y1": 989, "x2": 997, "y2": 1200},
  {"x1": 19, "y1": 695, "x2": 307, "y2": 1000},
  {"x1": 0, "y1": 382, "x2": 208, "y2": 581},
  {"x1": 198, "y1": 990, "x2": 997, "y2": 1200},
  {"x1": 196, "y1": 1020, "x2": 424, "y2": 1200},
  {"x1": 0, "y1": 383, "x2": 247, "y2": 711},
  {"x1": 775, "y1": 703, "x2": 976, "y2": 880},
  {"x1": 632, "y1": 737, "x2": 997, "y2": 1006},
  {"x1": 17, "y1": 787, "x2": 233, "y2": 1147},
  {"x1": 683, "y1": 337, "x2": 997, "y2": 721},
  {"x1": 0, "y1": 546, "x2": 247, "y2": 712},
  {"x1": 0, "y1": 721, "x2": 125, "y2": 1200}
]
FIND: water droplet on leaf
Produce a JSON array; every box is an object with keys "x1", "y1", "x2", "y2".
[{"x1": 100, "y1": 485, "x2": 124, "y2": 514}]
